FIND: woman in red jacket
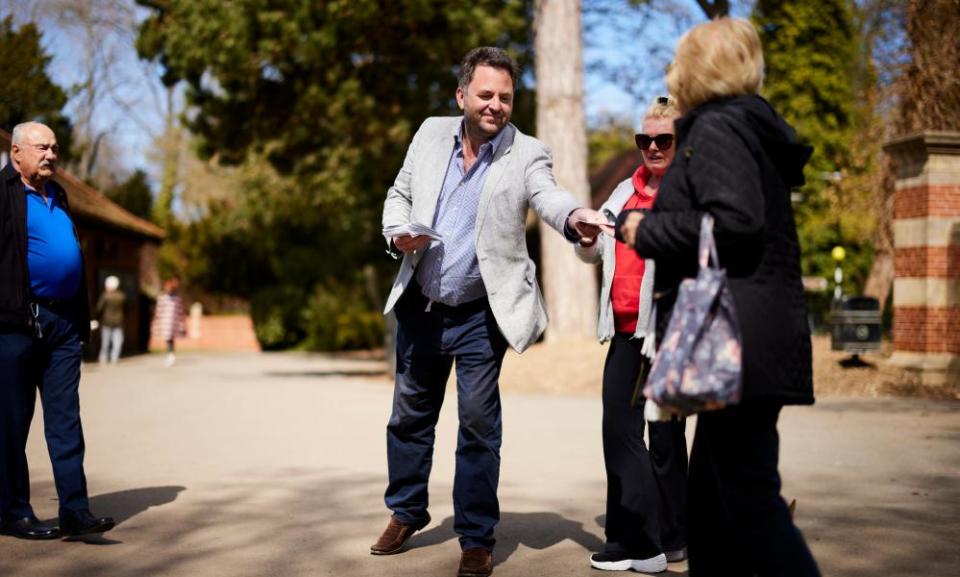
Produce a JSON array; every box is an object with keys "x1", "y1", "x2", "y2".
[{"x1": 576, "y1": 96, "x2": 687, "y2": 573}]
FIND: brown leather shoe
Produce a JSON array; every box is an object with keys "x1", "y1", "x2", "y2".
[
  {"x1": 458, "y1": 547, "x2": 493, "y2": 577},
  {"x1": 370, "y1": 514, "x2": 430, "y2": 555}
]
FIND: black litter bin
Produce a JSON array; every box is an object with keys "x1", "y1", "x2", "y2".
[{"x1": 831, "y1": 296, "x2": 882, "y2": 353}]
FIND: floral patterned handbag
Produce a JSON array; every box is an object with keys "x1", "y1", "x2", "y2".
[{"x1": 643, "y1": 214, "x2": 743, "y2": 416}]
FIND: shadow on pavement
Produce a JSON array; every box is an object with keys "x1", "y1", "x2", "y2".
[
  {"x1": 797, "y1": 469, "x2": 960, "y2": 576},
  {"x1": 263, "y1": 369, "x2": 387, "y2": 378},
  {"x1": 413, "y1": 511, "x2": 605, "y2": 567},
  {"x1": 89, "y1": 486, "x2": 186, "y2": 526},
  {"x1": 56, "y1": 486, "x2": 187, "y2": 546}
]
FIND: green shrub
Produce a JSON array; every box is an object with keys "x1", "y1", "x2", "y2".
[
  {"x1": 250, "y1": 285, "x2": 308, "y2": 350},
  {"x1": 301, "y1": 284, "x2": 384, "y2": 351},
  {"x1": 250, "y1": 281, "x2": 385, "y2": 351}
]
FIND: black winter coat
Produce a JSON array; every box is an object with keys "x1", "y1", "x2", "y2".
[
  {"x1": 0, "y1": 163, "x2": 91, "y2": 342},
  {"x1": 630, "y1": 95, "x2": 814, "y2": 405}
]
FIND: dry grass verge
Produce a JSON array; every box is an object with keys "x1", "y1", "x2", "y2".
[{"x1": 495, "y1": 335, "x2": 958, "y2": 401}]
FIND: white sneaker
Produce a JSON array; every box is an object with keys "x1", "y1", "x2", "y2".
[
  {"x1": 589, "y1": 552, "x2": 633, "y2": 571},
  {"x1": 589, "y1": 552, "x2": 667, "y2": 573},
  {"x1": 164, "y1": 353, "x2": 176, "y2": 367},
  {"x1": 631, "y1": 553, "x2": 667, "y2": 573}
]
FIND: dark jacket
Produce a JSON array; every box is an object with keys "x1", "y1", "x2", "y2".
[
  {"x1": 97, "y1": 290, "x2": 126, "y2": 328},
  {"x1": 629, "y1": 94, "x2": 814, "y2": 405},
  {"x1": 0, "y1": 162, "x2": 91, "y2": 342}
]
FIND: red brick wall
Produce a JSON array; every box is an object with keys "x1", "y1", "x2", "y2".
[
  {"x1": 895, "y1": 185, "x2": 960, "y2": 218},
  {"x1": 150, "y1": 315, "x2": 260, "y2": 352},
  {"x1": 895, "y1": 246, "x2": 960, "y2": 277},
  {"x1": 894, "y1": 306, "x2": 960, "y2": 353}
]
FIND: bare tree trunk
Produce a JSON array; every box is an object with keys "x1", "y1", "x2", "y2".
[
  {"x1": 534, "y1": 0, "x2": 597, "y2": 342},
  {"x1": 863, "y1": 158, "x2": 896, "y2": 311},
  {"x1": 153, "y1": 87, "x2": 181, "y2": 230},
  {"x1": 865, "y1": 0, "x2": 960, "y2": 312}
]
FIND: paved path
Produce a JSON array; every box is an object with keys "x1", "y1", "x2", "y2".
[{"x1": 1, "y1": 352, "x2": 957, "y2": 577}]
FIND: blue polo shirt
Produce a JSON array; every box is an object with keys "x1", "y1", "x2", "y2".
[{"x1": 26, "y1": 183, "x2": 83, "y2": 300}]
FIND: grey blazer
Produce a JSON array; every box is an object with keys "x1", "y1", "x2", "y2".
[{"x1": 382, "y1": 117, "x2": 581, "y2": 353}]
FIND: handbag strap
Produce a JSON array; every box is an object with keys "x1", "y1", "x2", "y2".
[{"x1": 698, "y1": 214, "x2": 719, "y2": 270}]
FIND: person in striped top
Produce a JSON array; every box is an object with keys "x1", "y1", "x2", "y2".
[{"x1": 153, "y1": 278, "x2": 186, "y2": 367}]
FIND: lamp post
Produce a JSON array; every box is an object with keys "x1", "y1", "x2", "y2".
[{"x1": 831, "y1": 245, "x2": 846, "y2": 304}]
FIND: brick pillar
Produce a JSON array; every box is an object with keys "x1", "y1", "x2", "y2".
[{"x1": 884, "y1": 131, "x2": 960, "y2": 386}]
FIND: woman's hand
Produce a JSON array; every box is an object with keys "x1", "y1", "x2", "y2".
[{"x1": 617, "y1": 211, "x2": 645, "y2": 248}]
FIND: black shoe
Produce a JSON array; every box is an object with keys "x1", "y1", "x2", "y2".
[
  {"x1": 59, "y1": 509, "x2": 115, "y2": 536},
  {"x1": 1, "y1": 515, "x2": 60, "y2": 540}
]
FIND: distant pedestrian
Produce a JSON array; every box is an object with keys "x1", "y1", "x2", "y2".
[
  {"x1": 0, "y1": 121, "x2": 115, "y2": 539},
  {"x1": 618, "y1": 17, "x2": 821, "y2": 577},
  {"x1": 153, "y1": 278, "x2": 186, "y2": 367},
  {"x1": 96, "y1": 275, "x2": 125, "y2": 364},
  {"x1": 576, "y1": 96, "x2": 687, "y2": 573}
]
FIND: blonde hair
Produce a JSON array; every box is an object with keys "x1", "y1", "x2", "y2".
[
  {"x1": 667, "y1": 17, "x2": 764, "y2": 111},
  {"x1": 644, "y1": 96, "x2": 681, "y2": 120}
]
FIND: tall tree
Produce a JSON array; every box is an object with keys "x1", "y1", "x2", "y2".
[
  {"x1": 0, "y1": 16, "x2": 72, "y2": 156},
  {"x1": 136, "y1": 1, "x2": 535, "y2": 348},
  {"x1": 694, "y1": 0, "x2": 730, "y2": 18},
  {"x1": 895, "y1": 0, "x2": 960, "y2": 133},
  {"x1": 858, "y1": 0, "x2": 906, "y2": 311},
  {"x1": 105, "y1": 168, "x2": 153, "y2": 220},
  {"x1": 2, "y1": 0, "x2": 163, "y2": 188},
  {"x1": 864, "y1": 0, "x2": 959, "y2": 308},
  {"x1": 534, "y1": 0, "x2": 597, "y2": 341},
  {"x1": 754, "y1": 0, "x2": 868, "y2": 292}
]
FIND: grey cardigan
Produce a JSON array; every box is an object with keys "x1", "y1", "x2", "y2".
[{"x1": 575, "y1": 177, "x2": 656, "y2": 357}]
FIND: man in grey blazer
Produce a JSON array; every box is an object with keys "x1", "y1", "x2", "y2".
[{"x1": 371, "y1": 47, "x2": 602, "y2": 576}]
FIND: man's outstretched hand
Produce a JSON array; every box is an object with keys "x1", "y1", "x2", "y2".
[
  {"x1": 566, "y1": 208, "x2": 607, "y2": 243},
  {"x1": 393, "y1": 234, "x2": 431, "y2": 253}
]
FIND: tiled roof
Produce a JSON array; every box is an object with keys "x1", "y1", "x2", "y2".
[
  {"x1": 1, "y1": 129, "x2": 164, "y2": 241},
  {"x1": 590, "y1": 149, "x2": 642, "y2": 209}
]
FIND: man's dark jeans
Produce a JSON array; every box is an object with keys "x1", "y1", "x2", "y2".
[
  {"x1": 0, "y1": 304, "x2": 89, "y2": 520},
  {"x1": 385, "y1": 287, "x2": 508, "y2": 552}
]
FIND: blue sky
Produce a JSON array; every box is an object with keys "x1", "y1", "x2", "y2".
[{"x1": 16, "y1": 0, "x2": 730, "y2": 186}]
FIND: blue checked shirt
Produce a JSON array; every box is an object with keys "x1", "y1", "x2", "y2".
[{"x1": 415, "y1": 122, "x2": 506, "y2": 306}]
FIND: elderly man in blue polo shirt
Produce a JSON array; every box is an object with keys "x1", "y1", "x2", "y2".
[{"x1": 0, "y1": 121, "x2": 114, "y2": 539}]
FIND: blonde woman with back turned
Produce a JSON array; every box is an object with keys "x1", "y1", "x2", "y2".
[{"x1": 617, "y1": 18, "x2": 821, "y2": 577}]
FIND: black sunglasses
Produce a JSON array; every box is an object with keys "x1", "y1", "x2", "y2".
[{"x1": 635, "y1": 133, "x2": 674, "y2": 151}]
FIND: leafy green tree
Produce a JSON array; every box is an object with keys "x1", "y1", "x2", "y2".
[
  {"x1": 0, "y1": 16, "x2": 72, "y2": 157},
  {"x1": 588, "y1": 116, "x2": 634, "y2": 175},
  {"x1": 105, "y1": 169, "x2": 154, "y2": 220},
  {"x1": 753, "y1": 0, "x2": 871, "y2": 296},
  {"x1": 136, "y1": 1, "x2": 534, "y2": 348}
]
